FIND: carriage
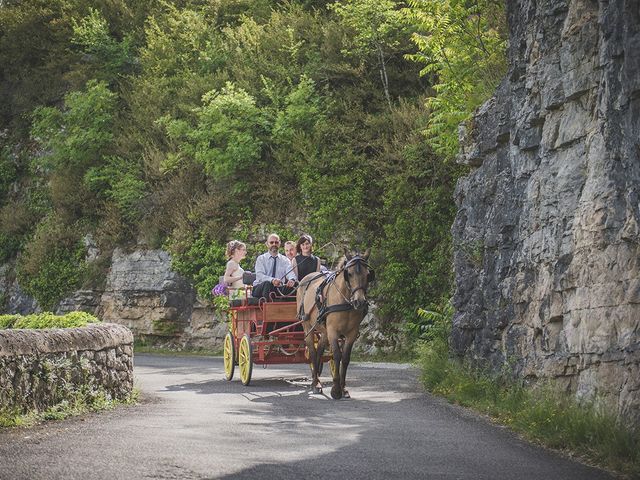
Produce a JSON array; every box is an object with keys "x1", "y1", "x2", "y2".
[
  {"x1": 222, "y1": 273, "x2": 334, "y2": 386},
  {"x1": 223, "y1": 251, "x2": 373, "y2": 399}
]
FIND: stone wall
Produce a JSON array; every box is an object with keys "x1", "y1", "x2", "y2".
[
  {"x1": 452, "y1": 0, "x2": 640, "y2": 424},
  {"x1": 0, "y1": 323, "x2": 133, "y2": 413}
]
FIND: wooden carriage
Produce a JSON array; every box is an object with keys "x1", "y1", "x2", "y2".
[{"x1": 223, "y1": 282, "x2": 334, "y2": 386}]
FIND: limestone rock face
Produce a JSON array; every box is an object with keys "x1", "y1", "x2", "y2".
[
  {"x1": 96, "y1": 248, "x2": 224, "y2": 349},
  {"x1": 0, "y1": 263, "x2": 39, "y2": 315},
  {"x1": 453, "y1": 0, "x2": 640, "y2": 424}
]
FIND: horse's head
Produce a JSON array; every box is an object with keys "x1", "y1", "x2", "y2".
[{"x1": 339, "y1": 248, "x2": 374, "y2": 311}]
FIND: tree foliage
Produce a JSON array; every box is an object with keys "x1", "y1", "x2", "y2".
[
  {"x1": 0, "y1": 0, "x2": 507, "y2": 331},
  {"x1": 329, "y1": 0, "x2": 409, "y2": 107},
  {"x1": 405, "y1": 0, "x2": 507, "y2": 158}
]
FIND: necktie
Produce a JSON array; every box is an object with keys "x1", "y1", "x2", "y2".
[{"x1": 270, "y1": 256, "x2": 277, "y2": 278}]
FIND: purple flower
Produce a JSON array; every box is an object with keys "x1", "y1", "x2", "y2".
[{"x1": 212, "y1": 282, "x2": 227, "y2": 297}]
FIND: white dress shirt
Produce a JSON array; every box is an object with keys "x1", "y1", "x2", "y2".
[{"x1": 253, "y1": 252, "x2": 297, "y2": 286}]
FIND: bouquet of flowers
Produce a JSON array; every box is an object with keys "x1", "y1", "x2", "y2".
[{"x1": 212, "y1": 282, "x2": 228, "y2": 297}]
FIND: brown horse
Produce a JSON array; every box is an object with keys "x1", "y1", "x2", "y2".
[{"x1": 296, "y1": 249, "x2": 374, "y2": 399}]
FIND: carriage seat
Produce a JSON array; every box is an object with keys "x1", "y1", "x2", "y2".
[
  {"x1": 242, "y1": 271, "x2": 256, "y2": 285},
  {"x1": 230, "y1": 296, "x2": 261, "y2": 307}
]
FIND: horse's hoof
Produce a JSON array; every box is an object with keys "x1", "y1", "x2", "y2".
[
  {"x1": 342, "y1": 390, "x2": 350, "y2": 399},
  {"x1": 331, "y1": 385, "x2": 342, "y2": 400},
  {"x1": 312, "y1": 385, "x2": 323, "y2": 394}
]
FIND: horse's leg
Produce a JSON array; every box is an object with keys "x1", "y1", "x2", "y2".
[
  {"x1": 329, "y1": 335, "x2": 343, "y2": 400},
  {"x1": 307, "y1": 332, "x2": 323, "y2": 394},
  {"x1": 340, "y1": 337, "x2": 355, "y2": 399},
  {"x1": 315, "y1": 333, "x2": 327, "y2": 379}
]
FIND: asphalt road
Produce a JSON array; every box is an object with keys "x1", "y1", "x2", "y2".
[{"x1": 0, "y1": 354, "x2": 616, "y2": 480}]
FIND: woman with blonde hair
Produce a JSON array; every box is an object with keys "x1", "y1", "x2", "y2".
[{"x1": 224, "y1": 240, "x2": 247, "y2": 299}]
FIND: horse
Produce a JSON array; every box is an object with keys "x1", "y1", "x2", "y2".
[{"x1": 296, "y1": 249, "x2": 374, "y2": 399}]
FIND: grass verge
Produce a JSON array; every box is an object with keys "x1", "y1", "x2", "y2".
[
  {"x1": 417, "y1": 337, "x2": 640, "y2": 477},
  {"x1": 0, "y1": 388, "x2": 139, "y2": 429},
  {"x1": 351, "y1": 348, "x2": 417, "y2": 364},
  {"x1": 133, "y1": 341, "x2": 222, "y2": 357}
]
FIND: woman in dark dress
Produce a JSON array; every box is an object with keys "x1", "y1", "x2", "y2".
[{"x1": 292, "y1": 234, "x2": 321, "y2": 282}]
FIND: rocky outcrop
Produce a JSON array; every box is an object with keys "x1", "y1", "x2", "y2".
[
  {"x1": 452, "y1": 0, "x2": 640, "y2": 423},
  {"x1": 0, "y1": 323, "x2": 133, "y2": 412},
  {"x1": 0, "y1": 263, "x2": 39, "y2": 315},
  {"x1": 97, "y1": 248, "x2": 226, "y2": 349}
]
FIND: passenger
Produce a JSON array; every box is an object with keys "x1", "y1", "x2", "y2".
[
  {"x1": 284, "y1": 241, "x2": 296, "y2": 263},
  {"x1": 252, "y1": 233, "x2": 296, "y2": 299},
  {"x1": 291, "y1": 234, "x2": 321, "y2": 282},
  {"x1": 224, "y1": 240, "x2": 247, "y2": 300}
]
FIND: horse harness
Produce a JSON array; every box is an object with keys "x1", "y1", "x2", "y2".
[{"x1": 298, "y1": 256, "x2": 374, "y2": 338}]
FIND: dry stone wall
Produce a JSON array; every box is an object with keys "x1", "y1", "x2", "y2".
[
  {"x1": 452, "y1": 0, "x2": 640, "y2": 424},
  {"x1": 0, "y1": 323, "x2": 133, "y2": 412}
]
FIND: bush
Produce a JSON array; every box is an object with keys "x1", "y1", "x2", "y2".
[
  {"x1": 17, "y1": 215, "x2": 87, "y2": 311},
  {"x1": 84, "y1": 155, "x2": 147, "y2": 223},
  {"x1": 405, "y1": 0, "x2": 508, "y2": 159},
  {"x1": 0, "y1": 311, "x2": 100, "y2": 329},
  {"x1": 0, "y1": 146, "x2": 18, "y2": 204},
  {"x1": 166, "y1": 232, "x2": 227, "y2": 301},
  {"x1": 0, "y1": 315, "x2": 21, "y2": 329},
  {"x1": 372, "y1": 104, "x2": 465, "y2": 326}
]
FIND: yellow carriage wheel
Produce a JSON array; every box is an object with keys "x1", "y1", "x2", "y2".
[
  {"x1": 223, "y1": 332, "x2": 235, "y2": 381},
  {"x1": 238, "y1": 334, "x2": 253, "y2": 386}
]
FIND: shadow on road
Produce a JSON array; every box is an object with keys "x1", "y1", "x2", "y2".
[{"x1": 157, "y1": 360, "x2": 614, "y2": 480}]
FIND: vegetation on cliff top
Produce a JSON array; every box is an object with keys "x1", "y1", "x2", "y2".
[{"x1": 0, "y1": 0, "x2": 506, "y2": 336}]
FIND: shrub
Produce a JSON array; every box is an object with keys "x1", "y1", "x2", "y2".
[
  {"x1": 84, "y1": 155, "x2": 147, "y2": 223},
  {"x1": 0, "y1": 315, "x2": 21, "y2": 329},
  {"x1": 17, "y1": 216, "x2": 87, "y2": 311},
  {"x1": 166, "y1": 232, "x2": 227, "y2": 301},
  {"x1": 405, "y1": 0, "x2": 508, "y2": 159},
  {"x1": 0, "y1": 146, "x2": 18, "y2": 204},
  {"x1": 1, "y1": 311, "x2": 100, "y2": 329}
]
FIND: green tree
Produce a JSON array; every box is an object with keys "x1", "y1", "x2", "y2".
[
  {"x1": 330, "y1": 0, "x2": 409, "y2": 108},
  {"x1": 16, "y1": 215, "x2": 86, "y2": 311},
  {"x1": 31, "y1": 80, "x2": 116, "y2": 173},
  {"x1": 71, "y1": 8, "x2": 134, "y2": 82},
  {"x1": 84, "y1": 156, "x2": 147, "y2": 223},
  {"x1": 405, "y1": 0, "x2": 507, "y2": 158}
]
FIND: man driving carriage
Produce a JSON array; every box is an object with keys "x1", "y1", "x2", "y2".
[{"x1": 252, "y1": 233, "x2": 297, "y2": 300}]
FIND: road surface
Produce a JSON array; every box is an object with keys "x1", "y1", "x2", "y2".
[{"x1": 0, "y1": 354, "x2": 615, "y2": 479}]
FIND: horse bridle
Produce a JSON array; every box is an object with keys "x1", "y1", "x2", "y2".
[{"x1": 340, "y1": 256, "x2": 374, "y2": 300}]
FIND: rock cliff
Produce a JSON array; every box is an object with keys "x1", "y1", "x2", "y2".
[{"x1": 452, "y1": 0, "x2": 640, "y2": 423}]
